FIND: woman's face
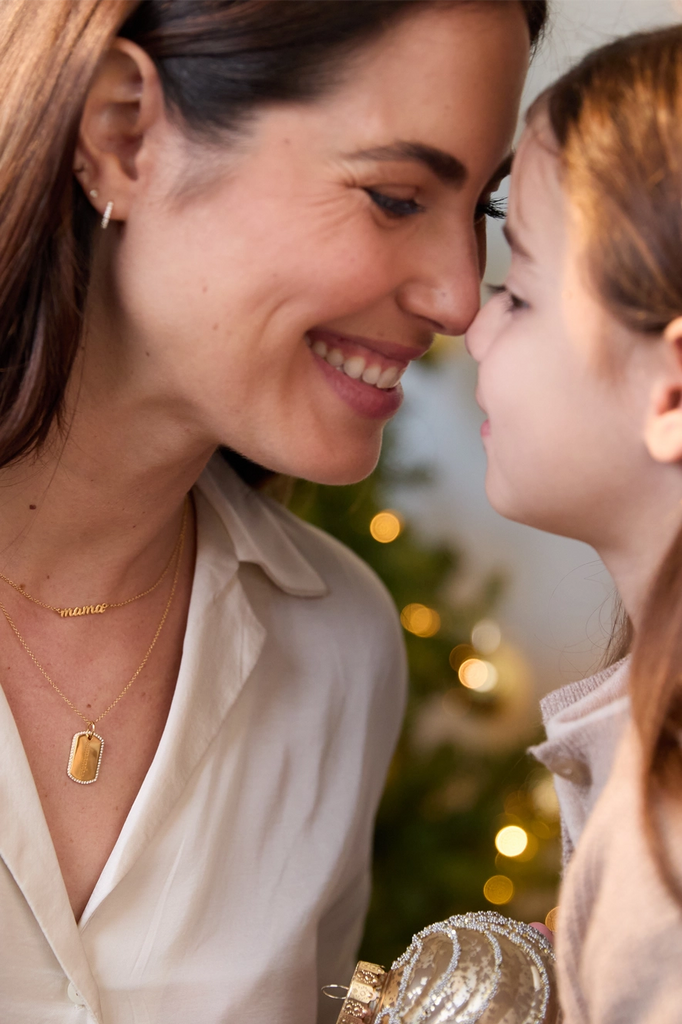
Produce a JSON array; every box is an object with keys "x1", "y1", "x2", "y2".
[
  {"x1": 104, "y1": 2, "x2": 530, "y2": 484},
  {"x1": 466, "y1": 124, "x2": 662, "y2": 551}
]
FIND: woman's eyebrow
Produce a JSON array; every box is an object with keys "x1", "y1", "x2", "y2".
[{"x1": 345, "y1": 141, "x2": 468, "y2": 185}]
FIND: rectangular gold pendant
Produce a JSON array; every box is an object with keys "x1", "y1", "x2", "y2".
[{"x1": 67, "y1": 731, "x2": 104, "y2": 784}]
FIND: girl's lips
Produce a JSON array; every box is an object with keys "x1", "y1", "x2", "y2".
[{"x1": 480, "y1": 419, "x2": 491, "y2": 438}]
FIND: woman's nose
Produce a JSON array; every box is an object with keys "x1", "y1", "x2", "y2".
[{"x1": 396, "y1": 230, "x2": 482, "y2": 336}]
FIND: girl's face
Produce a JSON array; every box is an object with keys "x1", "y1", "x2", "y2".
[
  {"x1": 467, "y1": 124, "x2": 664, "y2": 551},
  {"x1": 97, "y1": 2, "x2": 530, "y2": 484}
]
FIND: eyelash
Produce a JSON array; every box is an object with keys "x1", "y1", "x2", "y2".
[
  {"x1": 487, "y1": 283, "x2": 528, "y2": 312},
  {"x1": 364, "y1": 189, "x2": 424, "y2": 218},
  {"x1": 364, "y1": 190, "x2": 508, "y2": 223},
  {"x1": 475, "y1": 197, "x2": 507, "y2": 222}
]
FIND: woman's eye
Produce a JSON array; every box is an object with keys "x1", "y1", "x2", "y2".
[
  {"x1": 475, "y1": 196, "x2": 507, "y2": 223},
  {"x1": 364, "y1": 189, "x2": 424, "y2": 219},
  {"x1": 487, "y1": 283, "x2": 528, "y2": 313}
]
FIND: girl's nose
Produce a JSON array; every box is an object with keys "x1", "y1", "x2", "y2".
[
  {"x1": 465, "y1": 293, "x2": 498, "y2": 362},
  {"x1": 396, "y1": 230, "x2": 482, "y2": 336}
]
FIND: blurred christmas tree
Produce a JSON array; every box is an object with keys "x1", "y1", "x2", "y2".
[{"x1": 289, "y1": 351, "x2": 561, "y2": 969}]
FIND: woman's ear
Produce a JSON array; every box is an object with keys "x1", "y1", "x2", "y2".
[
  {"x1": 73, "y1": 39, "x2": 165, "y2": 224},
  {"x1": 645, "y1": 316, "x2": 682, "y2": 464}
]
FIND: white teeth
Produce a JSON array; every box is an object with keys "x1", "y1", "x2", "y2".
[
  {"x1": 361, "y1": 363, "x2": 382, "y2": 385},
  {"x1": 343, "y1": 355, "x2": 366, "y2": 379},
  {"x1": 377, "y1": 366, "x2": 401, "y2": 389},
  {"x1": 311, "y1": 338, "x2": 406, "y2": 390}
]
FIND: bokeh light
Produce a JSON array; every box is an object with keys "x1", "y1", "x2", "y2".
[
  {"x1": 370, "y1": 510, "x2": 403, "y2": 544},
  {"x1": 400, "y1": 603, "x2": 441, "y2": 638},
  {"x1": 471, "y1": 618, "x2": 502, "y2": 655},
  {"x1": 483, "y1": 875, "x2": 514, "y2": 905},
  {"x1": 495, "y1": 825, "x2": 529, "y2": 857},
  {"x1": 448, "y1": 644, "x2": 474, "y2": 671},
  {"x1": 458, "y1": 658, "x2": 498, "y2": 692},
  {"x1": 531, "y1": 776, "x2": 560, "y2": 820}
]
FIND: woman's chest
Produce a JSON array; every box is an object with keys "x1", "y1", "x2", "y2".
[{"x1": 0, "y1": 597, "x2": 189, "y2": 921}]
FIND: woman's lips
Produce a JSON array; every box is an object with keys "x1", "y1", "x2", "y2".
[
  {"x1": 306, "y1": 329, "x2": 429, "y2": 420},
  {"x1": 480, "y1": 419, "x2": 491, "y2": 437}
]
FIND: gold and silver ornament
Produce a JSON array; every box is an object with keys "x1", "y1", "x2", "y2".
[{"x1": 327, "y1": 911, "x2": 559, "y2": 1024}]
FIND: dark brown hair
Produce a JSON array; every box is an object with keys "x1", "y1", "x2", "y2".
[
  {"x1": 538, "y1": 25, "x2": 682, "y2": 904},
  {"x1": 0, "y1": 0, "x2": 547, "y2": 472}
]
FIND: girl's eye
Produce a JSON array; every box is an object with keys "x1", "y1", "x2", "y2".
[
  {"x1": 475, "y1": 196, "x2": 507, "y2": 223},
  {"x1": 487, "y1": 283, "x2": 528, "y2": 313},
  {"x1": 364, "y1": 189, "x2": 424, "y2": 219}
]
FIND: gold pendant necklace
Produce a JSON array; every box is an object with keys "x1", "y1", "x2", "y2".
[
  {"x1": 0, "y1": 508, "x2": 185, "y2": 617},
  {"x1": 0, "y1": 498, "x2": 188, "y2": 784}
]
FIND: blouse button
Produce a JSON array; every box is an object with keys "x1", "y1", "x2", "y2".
[
  {"x1": 67, "y1": 981, "x2": 86, "y2": 1006},
  {"x1": 552, "y1": 757, "x2": 591, "y2": 786}
]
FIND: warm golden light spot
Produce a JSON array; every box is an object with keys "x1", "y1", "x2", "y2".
[
  {"x1": 458, "y1": 658, "x2": 498, "y2": 692},
  {"x1": 495, "y1": 824, "x2": 529, "y2": 857},
  {"x1": 531, "y1": 777, "x2": 560, "y2": 820},
  {"x1": 483, "y1": 875, "x2": 514, "y2": 905},
  {"x1": 545, "y1": 907, "x2": 560, "y2": 933},
  {"x1": 471, "y1": 618, "x2": 502, "y2": 655},
  {"x1": 400, "y1": 603, "x2": 441, "y2": 638},
  {"x1": 370, "y1": 510, "x2": 403, "y2": 543},
  {"x1": 448, "y1": 644, "x2": 474, "y2": 670}
]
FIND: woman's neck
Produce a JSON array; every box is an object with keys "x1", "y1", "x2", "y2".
[{"x1": 0, "y1": 380, "x2": 215, "y2": 607}]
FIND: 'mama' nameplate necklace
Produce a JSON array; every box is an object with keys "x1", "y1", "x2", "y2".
[
  {"x1": 0, "y1": 509, "x2": 184, "y2": 617},
  {"x1": 0, "y1": 498, "x2": 188, "y2": 784}
]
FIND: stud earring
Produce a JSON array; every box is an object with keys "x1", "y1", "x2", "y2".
[
  {"x1": 101, "y1": 201, "x2": 113, "y2": 230},
  {"x1": 89, "y1": 189, "x2": 99, "y2": 199}
]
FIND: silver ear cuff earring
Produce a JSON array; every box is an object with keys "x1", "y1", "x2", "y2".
[{"x1": 101, "y1": 201, "x2": 114, "y2": 230}]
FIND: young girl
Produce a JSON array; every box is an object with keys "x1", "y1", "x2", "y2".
[{"x1": 467, "y1": 25, "x2": 682, "y2": 1022}]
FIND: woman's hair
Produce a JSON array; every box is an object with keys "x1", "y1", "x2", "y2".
[
  {"x1": 536, "y1": 25, "x2": 682, "y2": 905},
  {"x1": 0, "y1": 0, "x2": 547, "y2": 473}
]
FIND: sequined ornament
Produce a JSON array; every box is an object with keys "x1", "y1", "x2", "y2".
[{"x1": 329, "y1": 911, "x2": 559, "y2": 1024}]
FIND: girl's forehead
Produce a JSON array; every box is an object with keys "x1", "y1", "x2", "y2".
[{"x1": 508, "y1": 126, "x2": 567, "y2": 246}]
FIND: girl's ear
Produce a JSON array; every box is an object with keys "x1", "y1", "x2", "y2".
[
  {"x1": 645, "y1": 316, "x2": 682, "y2": 464},
  {"x1": 73, "y1": 39, "x2": 165, "y2": 224}
]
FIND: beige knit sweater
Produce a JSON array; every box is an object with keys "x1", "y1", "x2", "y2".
[
  {"x1": 556, "y1": 721, "x2": 682, "y2": 1023},
  {"x1": 532, "y1": 660, "x2": 682, "y2": 1023}
]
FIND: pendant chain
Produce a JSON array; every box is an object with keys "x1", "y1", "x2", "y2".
[
  {"x1": 0, "y1": 498, "x2": 188, "y2": 731},
  {"x1": 0, "y1": 504, "x2": 186, "y2": 617}
]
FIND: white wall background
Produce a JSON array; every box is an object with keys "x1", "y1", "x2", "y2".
[{"x1": 395, "y1": 0, "x2": 682, "y2": 698}]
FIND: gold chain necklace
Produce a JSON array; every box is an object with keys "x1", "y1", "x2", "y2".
[
  {"x1": 0, "y1": 498, "x2": 188, "y2": 785},
  {"x1": 0, "y1": 508, "x2": 186, "y2": 618}
]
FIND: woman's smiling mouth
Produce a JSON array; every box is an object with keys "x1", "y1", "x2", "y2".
[
  {"x1": 306, "y1": 335, "x2": 406, "y2": 390},
  {"x1": 306, "y1": 328, "x2": 430, "y2": 420}
]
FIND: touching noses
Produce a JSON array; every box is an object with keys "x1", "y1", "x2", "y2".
[{"x1": 396, "y1": 227, "x2": 482, "y2": 336}]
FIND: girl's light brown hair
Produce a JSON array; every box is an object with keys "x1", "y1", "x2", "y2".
[
  {"x1": 0, "y1": 0, "x2": 547, "y2": 477},
  {"x1": 537, "y1": 25, "x2": 682, "y2": 904}
]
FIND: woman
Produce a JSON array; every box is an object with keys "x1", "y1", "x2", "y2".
[
  {"x1": 467, "y1": 25, "x2": 682, "y2": 1021},
  {"x1": 0, "y1": 2, "x2": 545, "y2": 1021}
]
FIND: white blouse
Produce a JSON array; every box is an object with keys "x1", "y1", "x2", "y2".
[{"x1": 0, "y1": 455, "x2": 407, "y2": 1024}]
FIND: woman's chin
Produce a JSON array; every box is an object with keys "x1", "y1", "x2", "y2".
[{"x1": 273, "y1": 436, "x2": 383, "y2": 487}]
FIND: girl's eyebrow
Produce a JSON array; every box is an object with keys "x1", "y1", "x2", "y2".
[{"x1": 503, "y1": 222, "x2": 534, "y2": 262}]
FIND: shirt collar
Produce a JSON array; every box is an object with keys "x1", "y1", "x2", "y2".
[{"x1": 195, "y1": 452, "x2": 328, "y2": 598}]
